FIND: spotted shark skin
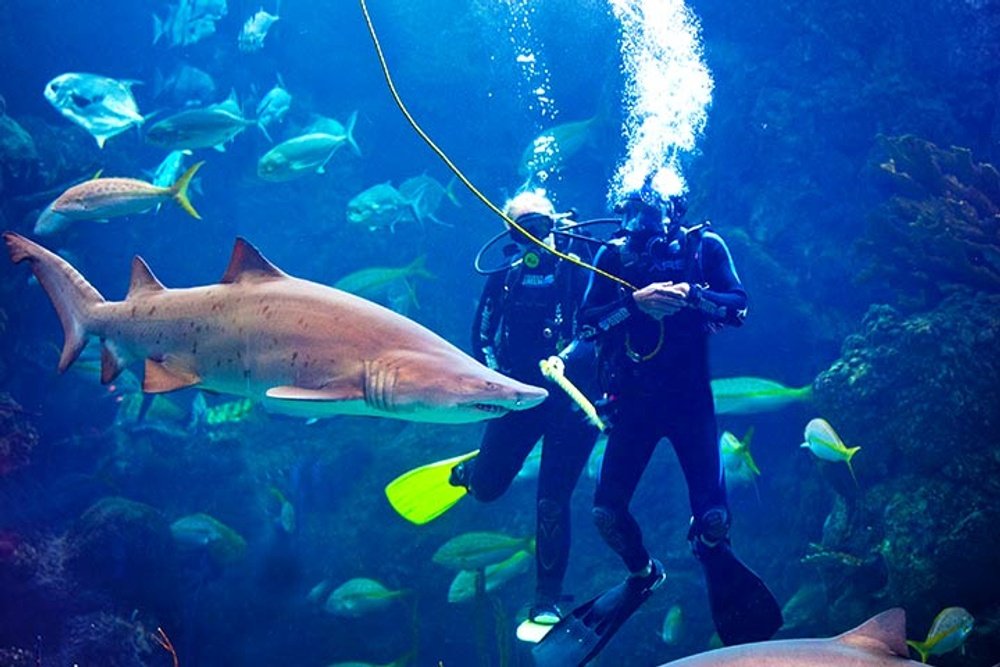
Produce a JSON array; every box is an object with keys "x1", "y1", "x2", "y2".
[
  {"x1": 656, "y1": 609, "x2": 932, "y2": 667},
  {"x1": 4, "y1": 232, "x2": 547, "y2": 424}
]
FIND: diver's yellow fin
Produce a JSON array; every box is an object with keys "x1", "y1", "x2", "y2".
[{"x1": 385, "y1": 449, "x2": 479, "y2": 525}]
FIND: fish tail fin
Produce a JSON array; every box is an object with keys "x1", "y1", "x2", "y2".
[
  {"x1": 906, "y1": 639, "x2": 931, "y2": 664},
  {"x1": 845, "y1": 446, "x2": 861, "y2": 486},
  {"x1": 793, "y1": 384, "x2": 814, "y2": 402},
  {"x1": 740, "y1": 427, "x2": 761, "y2": 475},
  {"x1": 407, "y1": 254, "x2": 435, "y2": 281},
  {"x1": 153, "y1": 13, "x2": 164, "y2": 44},
  {"x1": 4, "y1": 232, "x2": 105, "y2": 373},
  {"x1": 344, "y1": 110, "x2": 361, "y2": 157},
  {"x1": 742, "y1": 448, "x2": 762, "y2": 477},
  {"x1": 257, "y1": 121, "x2": 273, "y2": 143},
  {"x1": 171, "y1": 161, "x2": 204, "y2": 220},
  {"x1": 444, "y1": 175, "x2": 461, "y2": 207},
  {"x1": 405, "y1": 280, "x2": 420, "y2": 310}
]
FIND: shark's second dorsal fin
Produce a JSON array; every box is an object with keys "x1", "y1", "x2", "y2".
[
  {"x1": 836, "y1": 608, "x2": 909, "y2": 657},
  {"x1": 221, "y1": 238, "x2": 286, "y2": 283},
  {"x1": 127, "y1": 256, "x2": 166, "y2": 298}
]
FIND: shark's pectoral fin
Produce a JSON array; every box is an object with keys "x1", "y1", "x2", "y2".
[
  {"x1": 100, "y1": 340, "x2": 127, "y2": 384},
  {"x1": 265, "y1": 384, "x2": 360, "y2": 402},
  {"x1": 143, "y1": 357, "x2": 201, "y2": 393}
]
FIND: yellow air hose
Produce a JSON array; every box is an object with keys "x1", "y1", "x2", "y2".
[
  {"x1": 359, "y1": 0, "x2": 646, "y2": 409},
  {"x1": 358, "y1": 0, "x2": 636, "y2": 293}
]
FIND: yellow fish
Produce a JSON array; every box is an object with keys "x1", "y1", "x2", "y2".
[
  {"x1": 800, "y1": 418, "x2": 860, "y2": 483},
  {"x1": 906, "y1": 606, "x2": 974, "y2": 663},
  {"x1": 52, "y1": 162, "x2": 203, "y2": 221},
  {"x1": 720, "y1": 429, "x2": 761, "y2": 491}
]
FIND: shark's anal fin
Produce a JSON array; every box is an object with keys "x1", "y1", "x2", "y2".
[
  {"x1": 220, "y1": 238, "x2": 286, "y2": 283},
  {"x1": 100, "y1": 340, "x2": 126, "y2": 384},
  {"x1": 265, "y1": 385, "x2": 358, "y2": 402},
  {"x1": 144, "y1": 357, "x2": 200, "y2": 393}
]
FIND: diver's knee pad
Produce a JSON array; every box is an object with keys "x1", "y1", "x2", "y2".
[
  {"x1": 593, "y1": 505, "x2": 627, "y2": 553},
  {"x1": 688, "y1": 506, "x2": 731, "y2": 558},
  {"x1": 538, "y1": 498, "x2": 563, "y2": 524}
]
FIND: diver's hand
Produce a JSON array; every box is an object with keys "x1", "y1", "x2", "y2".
[{"x1": 632, "y1": 282, "x2": 690, "y2": 319}]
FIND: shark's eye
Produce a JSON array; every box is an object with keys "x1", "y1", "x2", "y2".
[{"x1": 484, "y1": 381, "x2": 499, "y2": 392}]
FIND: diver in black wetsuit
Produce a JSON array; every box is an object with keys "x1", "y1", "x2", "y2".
[
  {"x1": 451, "y1": 191, "x2": 601, "y2": 629},
  {"x1": 571, "y1": 183, "x2": 780, "y2": 646}
]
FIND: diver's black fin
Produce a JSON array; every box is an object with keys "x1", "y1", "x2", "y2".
[
  {"x1": 699, "y1": 543, "x2": 783, "y2": 645},
  {"x1": 533, "y1": 563, "x2": 664, "y2": 666}
]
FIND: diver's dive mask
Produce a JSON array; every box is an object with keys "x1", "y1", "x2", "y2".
[
  {"x1": 509, "y1": 212, "x2": 555, "y2": 244},
  {"x1": 617, "y1": 197, "x2": 665, "y2": 235}
]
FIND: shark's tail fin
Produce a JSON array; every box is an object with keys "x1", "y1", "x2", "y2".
[{"x1": 4, "y1": 232, "x2": 105, "y2": 372}]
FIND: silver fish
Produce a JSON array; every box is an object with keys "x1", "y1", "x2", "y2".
[
  {"x1": 257, "y1": 133, "x2": 343, "y2": 181},
  {"x1": 238, "y1": 8, "x2": 279, "y2": 53},
  {"x1": 256, "y1": 81, "x2": 292, "y2": 142},
  {"x1": 146, "y1": 92, "x2": 253, "y2": 151},
  {"x1": 154, "y1": 0, "x2": 227, "y2": 48},
  {"x1": 44, "y1": 73, "x2": 146, "y2": 148},
  {"x1": 154, "y1": 64, "x2": 216, "y2": 107}
]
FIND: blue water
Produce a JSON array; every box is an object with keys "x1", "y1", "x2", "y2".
[{"x1": 1, "y1": 0, "x2": 998, "y2": 665}]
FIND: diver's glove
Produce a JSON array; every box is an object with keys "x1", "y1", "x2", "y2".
[{"x1": 482, "y1": 346, "x2": 499, "y2": 370}]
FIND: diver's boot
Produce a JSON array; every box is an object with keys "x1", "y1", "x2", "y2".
[
  {"x1": 517, "y1": 599, "x2": 563, "y2": 643},
  {"x1": 627, "y1": 558, "x2": 667, "y2": 595},
  {"x1": 448, "y1": 459, "x2": 473, "y2": 488}
]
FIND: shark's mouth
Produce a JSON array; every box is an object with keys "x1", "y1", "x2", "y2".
[{"x1": 473, "y1": 403, "x2": 509, "y2": 414}]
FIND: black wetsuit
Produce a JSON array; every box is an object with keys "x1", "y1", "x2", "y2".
[
  {"x1": 466, "y1": 237, "x2": 600, "y2": 606},
  {"x1": 578, "y1": 224, "x2": 747, "y2": 573}
]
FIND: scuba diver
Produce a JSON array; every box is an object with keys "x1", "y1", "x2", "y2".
[
  {"x1": 533, "y1": 181, "x2": 781, "y2": 666},
  {"x1": 385, "y1": 190, "x2": 602, "y2": 640}
]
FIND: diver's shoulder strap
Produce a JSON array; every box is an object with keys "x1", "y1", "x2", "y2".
[{"x1": 682, "y1": 221, "x2": 710, "y2": 284}]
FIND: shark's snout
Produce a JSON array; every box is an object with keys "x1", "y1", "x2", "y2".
[{"x1": 470, "y1": 378, "x2": 548, "y2": 415}]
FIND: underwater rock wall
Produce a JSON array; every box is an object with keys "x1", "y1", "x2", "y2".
[
  {"x1": 813, "y1": 289, "x2": 1000, "y2": 663},
  {"x1": 860, "y1": 135, "x2": 1000, "y2": 310}
]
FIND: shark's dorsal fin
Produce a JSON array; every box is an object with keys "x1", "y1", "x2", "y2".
[
  {"x1": 127, "y1": 256, "x2": 166, "y2": 298},
  {"x1": 221, "y1": 238, "x2": 286, "y2": 283},
  {"x1": 835, "y1": 608, "x2": 909, "y2": 657}
]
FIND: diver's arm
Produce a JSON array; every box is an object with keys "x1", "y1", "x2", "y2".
[
  {"x1": 687, "y1": 232, "x2": 748, "y2": 327},
  {"x1": 578, "y1": 245, "x2": 638, "y2": 340},
  {"x1": 471, "y1": 272, "x2": 505, "y2": 368}
]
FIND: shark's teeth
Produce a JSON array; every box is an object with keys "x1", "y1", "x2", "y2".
[{"x1": 473, "y1": 403, "x2": 508, "y2": 414}]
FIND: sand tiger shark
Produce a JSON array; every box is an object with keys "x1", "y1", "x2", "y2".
[
  {"x1": 655, "y1": 608, "x2": 978, "y2": 667},
  {"x1": 4, "y1": 232, "x2": 548, "y2": 423}
]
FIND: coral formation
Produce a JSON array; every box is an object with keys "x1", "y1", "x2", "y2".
[
  {"x1": 58, "y1": 612, "x2": 157, "y2": 667},
  {"x1": 860, "y1": 135, "x2": 1000, "y2": 309},
  {"x1": 0, "y1": 393, "x2": 38, "y2": 476},
  {"x1": 67, "y1": 497, "x2": 179, "y2": 613},
  {"x1": 0, "y1": 112, "x2": 38, "y2": 194}
]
